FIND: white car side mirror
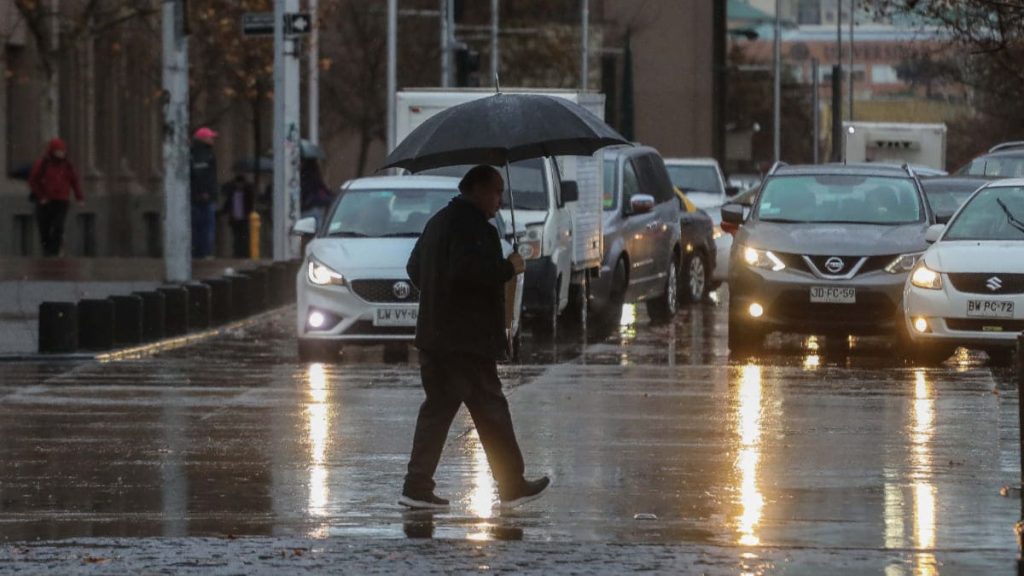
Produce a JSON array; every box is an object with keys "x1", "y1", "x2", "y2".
[
  {"x1": 292, "y1": 217, "x2": 318, "y2": 236},
  {"x1": 924, "y1": 223, "x2": 945, "y2": 244}
]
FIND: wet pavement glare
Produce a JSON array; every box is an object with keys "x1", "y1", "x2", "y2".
[{"x1": 0, "y1": 291, "x2": 1021, "y2": 573}]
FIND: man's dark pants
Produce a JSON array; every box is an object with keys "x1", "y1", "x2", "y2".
[
  {"x1": 230, "y1": 220, "x2": 249, "y2": 258},
  {"x1": 36, "y1": 200, "x2": 69, "y2": 257},
  {"x1": 404, "y1": 349, "x2": 525, "y2": 496}
]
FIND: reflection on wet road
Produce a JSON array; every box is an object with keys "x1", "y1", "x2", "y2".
[{"x1": 0, "y1": 294, "x2": 1020, "y2": 571}]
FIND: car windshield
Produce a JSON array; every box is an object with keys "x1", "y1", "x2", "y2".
[
  {"x1": 960, "y1": 156, "x2": 1024, "y2": 178},
  {"x1": 944, "y1": 186, "x2": 1024, "y2": 241},
  {"x1": 663, "y1": 162, "x2": 720, "y2": 195},
  {"x1": 923, "y1": 187, "x2": 976, "y2": 218},
  {"x1": 756, "y1": 174, "x2": 922, "y2": 225},
  {"x1": 422, "y1": 158, "x2": 549, "y2": 211},
  {"x1": 324, "y1": 188, "x2": 456, "y2": 238}
]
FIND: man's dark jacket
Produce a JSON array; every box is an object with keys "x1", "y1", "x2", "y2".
[
  {"x1": 189, "y1": 142, "x2": 218, "y2": 205},
  {"x1": 407, "y1": 196, "x2": 516, "y2": 361}
]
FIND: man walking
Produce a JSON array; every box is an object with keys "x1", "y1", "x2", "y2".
[
  {"x1": 401, "y1": 165, "x2": 550, "y2": 511},
  {"x1": 190, "y1": 127, "x2": 219, "y2": 258},
  {"x1": 29, "y1": 138, "x2": 83, "y2": 257}
]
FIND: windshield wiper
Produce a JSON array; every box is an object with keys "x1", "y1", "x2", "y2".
[
  {"x1": 760, "y1": 218, "x2": 807, "y2": 224},
  {"x1": 996, "y1": 198, "x2": 1024, "y2": 234},
  {"x1": 326, "y1": 231, "x2": 370, "y2": 238}
]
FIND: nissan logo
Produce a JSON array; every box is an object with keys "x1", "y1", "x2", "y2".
[
  {"x1": 393, "y1": 281, "x2": 411, "y2": 300},
  {"x1": 825, "y1": 257, "x2": 845, "y2": 274}
]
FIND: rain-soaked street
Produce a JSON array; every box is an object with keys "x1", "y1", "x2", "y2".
[{"x1": 1, "y1": 294, "x2": 1022, "y2": 574}]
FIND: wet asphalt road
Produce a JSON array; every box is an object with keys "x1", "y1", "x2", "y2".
[{"x1": 1, "y1": 292, "x2": 1022, "y2": 573}]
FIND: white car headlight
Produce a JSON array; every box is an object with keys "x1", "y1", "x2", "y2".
[
  {"x1": 516, "y1": 225, "x2": 543, "y2": 261},
  {"x1": 307, "y1": 259, "x2": 345, "y2": 286},
  {"x1": 910, "y1": 263, "x2": 941, "y2": 290},
  {"x1": 712, "y1": 226, "x2": 723, "y2": 240},
  {"x1": 884, "y1": 253, "x2": 922, "y2": 274},
  {"x1": 742, "y1": 246, "x2": 785, "y2": 272}
]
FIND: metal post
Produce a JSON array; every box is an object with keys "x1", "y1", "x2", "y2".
[
  {"x1": 308, "y1": 0, "x2": 319, "y2": 144},
  {"x1": 831, "y1": 66, "x2": 842, "y2": 162},
  {"x1": 580, "y1": 0, "x2": 589, "y2": 90},
  {"x1": 835, "y1": 0, "x2": 843, "y2": 122},
  {"x1": 491, "y1": 0, "x2": 499, "y2": 86},
  {"x1": 772, "y1": 0, "x2": 782, "y2": 163},
  {"x1": 386, "y1": 0, "x2": 397, "y2": 152},
  {"x1": 1017, "y1": 333, "x2": 1024, "y2": 488},
  {"x1": 273, "y1": 0, "x2": 301, "y2": 261},
  {"x1": 162, "y1": 0, "x2": 190, "y2": 282},
  {"x1": 812, "y1": 58, "x2": 820, "y2": 164},
  {"x1": 440, "y1": 0, "x2": 450, "y2": 87},
  {"x1": 848, "y1": 0, "x2": 854, "y2": 121}
]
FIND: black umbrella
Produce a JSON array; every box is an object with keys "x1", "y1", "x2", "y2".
[{"x1": 379, "y1": 93, "x2": 629, "y2": 241}]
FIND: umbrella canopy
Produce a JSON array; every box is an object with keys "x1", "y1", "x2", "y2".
[{"x1": 379, "y1": 93, "x2": 628, "y2": 173}]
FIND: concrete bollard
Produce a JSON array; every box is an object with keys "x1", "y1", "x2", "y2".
[
  {"x1": 38, "y1": 302, "x2": 78, "y2": 354},
  {"x1": 201, "y1": 278, "x2": 233, "y2": 325},
  {"x1": 78, "y1": 299, "x2": 116, "y2": 350},
  {"x1": 270, "y1": 262, "x2": 291, "y2": 307},
  {"x1": 226, "y1": 274, "x2": 252, "y2": 319},
  {"x1": 243, "y1": 268, "x2": 270, "y2": 312},
  {"x1": 158, "y1": 286, "x2": 190, "y2": 337},
  {"x1": 133, "y1": 291, "x2": 166, "y2": 342},
  {"x1": 109, "y1": 295, "x2": 144, "y2": 346},
  {"x1": 184, "y1": 283, "x2": 212, "y2": 330}
]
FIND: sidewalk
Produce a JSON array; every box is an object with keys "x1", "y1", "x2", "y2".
[{"x1": 0, "y1": 257, "x2": 268, "y2": 355}]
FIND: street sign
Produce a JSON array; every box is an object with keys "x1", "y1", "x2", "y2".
[
  {"x1": 242, "y1": 12, "x2": 274, "y2": 36},
  {"x1": 285, "y1": 12, "x2": 312, "y2": 36}
]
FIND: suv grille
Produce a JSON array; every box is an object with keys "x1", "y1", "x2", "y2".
[
  {"x1": 946, "y1": 318, "x2": 1024, "y2": 332},
  {"x1": 350, "y1": 279, "x2": 421, "y2": 303},
  {"x1": 947, "y1": 273, "x2": 1024, "y2": 295}
]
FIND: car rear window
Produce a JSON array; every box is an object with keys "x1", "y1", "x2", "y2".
[
  {"x1": 422, "y1": 159, "x2": 549, "y2": 211},
  {"x1": 944, "y1": 186, "x2": 1024, "y2": 241},
  {"x1": 756, "y1": 175, "x2": 923, "y2": 225}
]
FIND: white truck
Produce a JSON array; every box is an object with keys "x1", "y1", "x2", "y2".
[
  {"x1": 842, "y1": 122, "x2": 947, "y2": 172},
  {"x1": 394, "y1": 88, "x2": 607, "y2": 333}
]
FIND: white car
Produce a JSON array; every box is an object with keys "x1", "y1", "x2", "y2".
[
  {"x1": 903, "y1": 179, "x2": 1024, "y2": 364},
  {"x1": 294, "y1": 175, "x2": 524, "y2": 362},
  {"x1": 664, "y1": 158, "x2": 732, "y2": 286}
]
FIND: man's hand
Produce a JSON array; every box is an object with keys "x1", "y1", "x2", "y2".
[{"x1": 508, "y1": 252, "x2": 526, "y2": 275}]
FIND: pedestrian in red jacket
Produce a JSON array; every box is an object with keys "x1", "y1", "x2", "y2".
[{"x1": 29, "y1": 138, "x2": 83, "y2": 257}]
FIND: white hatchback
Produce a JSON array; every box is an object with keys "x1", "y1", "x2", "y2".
[
  {"x1": 904, "y1": 179, "x2": 1024, "y2": 363},
  {"x1": 294, "y1": 175, "x2": 523, "y2": 362}
]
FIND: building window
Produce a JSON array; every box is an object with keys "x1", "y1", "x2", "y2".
[{"x1": 871, "y1": 64, "x2": 900, "y2": 84}]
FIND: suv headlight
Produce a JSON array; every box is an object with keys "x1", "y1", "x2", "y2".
[
  {"x1": 910, "y1": 263, "x2": 941, "y2": 290},
  {"x1": 516, "y1": 225, "x2": 543, "y2": 260},
  {"x1": 884, "y1": 253, "x2": 922, "y2": 274},
  {"x1": 307, "y1": 258, "x2": 345, "y2": 286},
  {"x1": 742, "y1": 246, "x2": 785, "y2": 272}
]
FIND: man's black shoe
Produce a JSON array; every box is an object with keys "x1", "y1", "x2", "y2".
[
  {"x1": 499, "y1": 476, "x2": 550, "y2": 510},
  {"x1": 399, "y1": 491, "x2": 450, "y2": 511}
]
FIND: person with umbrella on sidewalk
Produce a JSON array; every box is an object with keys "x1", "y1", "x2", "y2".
[{"x1": 400, "y1": 165, "x2": 550, "y2": 510}]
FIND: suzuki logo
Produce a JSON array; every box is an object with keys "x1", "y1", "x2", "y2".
[
  {"x1": 825, "y1": 257, "x2": 845, "y2": 274},
  {"x1": 393, "y1": 281, "x2": 412, "y2": 300},
  {"x1": 987, "y1": 276, "x2": 1003, "y2": 292}
]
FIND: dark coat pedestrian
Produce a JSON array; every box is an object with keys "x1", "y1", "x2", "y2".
[
  {"x1": 29, "y1": 138, "x2": 83, "y2": 257},
  {"x1": 220, "y1": 175, "x2": 255, "y2": 258},
  {"x1": 400, "y1": 165, "x2": 549, "y2": 511},
  {"x1": 190, "y1": 127, "x2": 219, "y2": 258}
]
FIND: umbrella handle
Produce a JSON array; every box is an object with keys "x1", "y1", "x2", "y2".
[{"x1": 504, "y1": 162, "x2": 518, "y2": 251}]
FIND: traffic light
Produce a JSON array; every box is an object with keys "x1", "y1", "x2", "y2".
[{"x1": 455, "y1": 46, "x2": 481, "y2": 87}]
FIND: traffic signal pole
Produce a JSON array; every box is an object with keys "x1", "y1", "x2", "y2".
[
  {"x1": 273, "y1": 0, "x2": 301, "y2": 261},
  {"x1": 162, "y1": 0, "x2": 190, "y2": 283}
]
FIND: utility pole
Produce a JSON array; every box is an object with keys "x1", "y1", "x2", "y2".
[
  {"x1": 832, "y1": 0, "x2": 844, "y2": 162},
  {"x1": 308, "y1": 0, "x2": 319, "y2": 144},
  {"x1": 439, "y1": 0, "x2": 450, "y2": 87},
  {"x1": 772, "y1": 0, "x2": 781, "y2": 163},
  {"x1": 162, "y1": 0, "x2": 190, "y2": 282},
  {"x1": 273, "y1": 0, "x2": 301, "y2": 261},
  {"x1": 491, "y1": 0, "x2": 499, "y2": 85},
  {"x1": 580, "y1": 0, "x2": 589, "y2": 90},
  {"x1": 848, "y1": 0, "x2": 855, "y2": 121},
  {"x1": 387, "y1": 0, "x2": 397, "y2": 152},
  {"x1": 812, "y1": 58, "x2": 820, "y2": 164}
]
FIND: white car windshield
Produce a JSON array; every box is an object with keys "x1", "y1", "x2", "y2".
[
  {"x1": 325, "y1": 188, "x2": 456, "y2": 238},
  {"x1": 666, "y1": 165, "x2": 723, "y2": 209},
  {"x1": 757, "y1": 175, "x2": 922, "y2": 225},
  {"x1": 944, "y1": 186, "x2": 1024, "y2": 241}
]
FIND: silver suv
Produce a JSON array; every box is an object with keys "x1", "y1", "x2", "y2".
[{"x1": 589, "y1": 146, "x2": 683, "y2": 323}]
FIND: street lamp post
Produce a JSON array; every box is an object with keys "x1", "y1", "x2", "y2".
[{"x1": 772, "y1": 0, "x2": 782, "y2": 163}]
